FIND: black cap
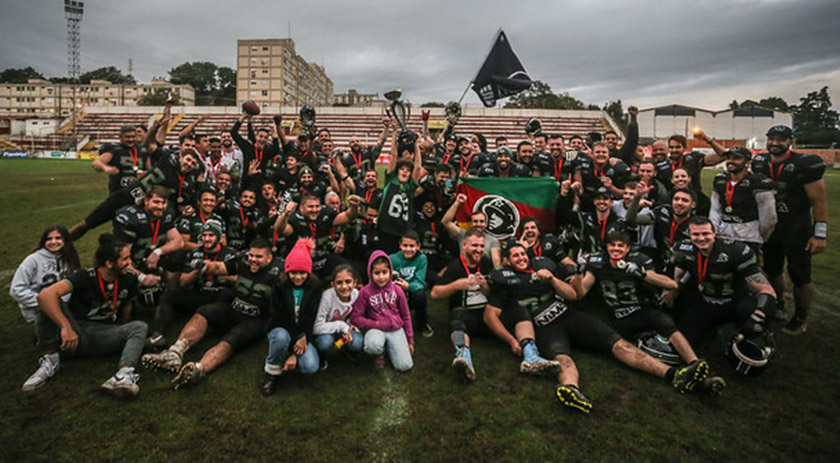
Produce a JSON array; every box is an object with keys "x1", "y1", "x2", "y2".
[
  {"x1": 766, "y1": 125, "x2": 793, "y2": 138},
  {"x1": 595, "y1": 186, "x2": 612, "y2": 199},
  {"x1": 725, "y1": 146, "x2": 752, "y2": 160},
  {"x1": 297, "y1": 131, "x2": 311, "y2": 141}
]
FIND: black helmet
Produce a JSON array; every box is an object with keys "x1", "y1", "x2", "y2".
[
  {"x1": 726, "y1": 331, "x2": 774, "y2": 376},
  {"x1": 525, "y1": 118, "x2": 542, "y2": 136},
  {"x1": 636, "y1": 332, "x2": 681, "y2": 366}
]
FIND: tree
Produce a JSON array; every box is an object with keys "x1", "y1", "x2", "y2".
[
  {"x1": 169, "y1": 61, "x2": 233, "y2": 106},
  {"x1": 0, "y1": 67, "x2": 44, "y2": 83},
  {"x1": 758, "y1": 96, "x2": 789, "y2": 112},
  {"x1": 504, "y1": 80, "x2": 588, "y2": 109},
  {"x1": 603, "y1": 100, "x2": 626, "y2": 131},
  {"x1": 213, "y1": 66, "x2": 236, "y2": 105},
  {"x1": 79, "y1": 66, "x2": 136, "y2": 85},
  {"x1": 791, "y1": 86, "x2": 840, "y2": 146},
  {"x1": 420, "y1": 102, "x2": 445, "y2": 108},
  {"x1": 137, "y1": 89, "x2": 180, "y2": 106}
]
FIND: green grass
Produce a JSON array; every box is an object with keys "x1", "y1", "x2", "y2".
[{"x1": 1, "y1": 159, "x2": 839, "y2": 462}]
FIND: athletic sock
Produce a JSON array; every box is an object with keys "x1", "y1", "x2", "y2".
[{"x1": 665, "y1": 366, "x2": 676, "y2": 383}]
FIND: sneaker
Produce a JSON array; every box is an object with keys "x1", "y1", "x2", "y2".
[
  {"x1": 144, "y1": 333, "x2": 168, "y2": 351},
  {"x1": 700, "y1": 375, "x2": 727, "y2": 396},
  {"x1": 171, "y1": 362, "x2": 204, "y2": 390},
  {"x1": 421, "y1": 324, "x2": 435, "y2": 338},
  {"x1": 261, "y1": 373, "x2": 281, "y2": 396},
  {"x1": 555, "y1": 384, "x2": 593, "y2": 414},
  {"x1": 520, "y1": 357, "x2": 562, "y2": 377},
  {"x1": 141, "y1": 349, "x2": 182, "y2": 373},
  {"x1": 452, "y1": 349, "x2": 476, "y2": 383},
  {"x1": 374, "y1": 354, "x2": 386, "y2": 369},
  {"x1": 781, "y1": 317, "x2": 807, "y2": 336},
  {"x1": 319, "y1": 359, "x2": 329, "y2": 372},
  {"x1": 21, "y1": 354, "x2": 59, "y2": 392},
  {"x1": 672, "y1": 359, "x2": 709, "y2": 393},
  {"x1": 100, "y1": 368, "x2": 140, "y2": 399}
]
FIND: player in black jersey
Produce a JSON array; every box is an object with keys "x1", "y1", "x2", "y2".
[
  {"x1": 92, "y1": 125, "x2": 150, "y2": 193},
  {"x1": 604, "y1": 106, "x2": 639, "y2": 164},
  {"x1": 223, "y1": 188, "x2": 265, "y2": 251},
  {"x1": 431, "y1": 230, "x2": 495, "y2": 381},
  {"x1": 340, "y1": 122, "x2": 387, "y2": 182},
  {"x1": 557, "y1": 183, "x2": 627, "y2": 255},
  {"x1": 415, "y1": 200, "x2": 447, "y2": 277},
  {"x1": 751, "y1": 125, "x2": 828, "y2": 334},
  {"x1": 539, "y1": 134, "x2": 577, "y2": 182},
  {"x1": 655, "y1": 133, "x2": 726, "y2": 197},
  {"x1": 145, "y1": 221, "x2": 238, "y2": 350},
  {"x1": 477, "y1": 146, "x2": 531, "y2": 178},
  {"x1": 572, "y1": 231, "x2": 704, "y2": 366},
  {"x1": 415, "y1": 163, "x2": 455, "y2": 217},
  {"x1": 176, "y1": 188, "x2": 227, "y2": 252},
  {"x1": 663, "y1": 217, "x2": 778, "y2": 351},
  {"x1": 230, "y1": 113, "x2": 282, "y2": 190},
  {"x1": 347, "y1": 167, "x2": 384, "y2": 210},
  {"x1": 517, "y1": 217, "x2": 572, "y2": 264},
  {"x1": 574, "y1": 142, "x2": 631, "y2": 210},
  {"x1": 22, "y1": 234, "x2": 153, "y2": 397},
  {"x1": 709, "y1": 146, "x2": 777, "y2": 253},
  {"x1": 486, "y1": 242, "x2": 710, "y2": 413},
  {"x1": 69, "y1": 149, "x2": 200, "y2": 240},
  {"x1": 142, "y1": 238, "x2": 283, "y2": 389},
  {"x1": 514, "y1": 141, "x2": 540, "y2": 177},
  {"x1": 627, "y1": 187, "x2": 696, "y2": 271}
]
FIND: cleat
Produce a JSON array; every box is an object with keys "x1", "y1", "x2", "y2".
[
  {"x1": 171, "y1": 362, "x2": 204, "y2": 390},
  {"x1": 452, "y1": 348, "x2": 476, "y2": 383},
  {"x1": 144, "y1": 334, "x2": 168, "y2": 351},
  {"x1": 420, "y1": 324, "x2": 435, "y2": 338},
  {"x1": 520, "y1": 357, "x2": 562, "y2": 377},
  {"x1": 555, "y1": 384, "x2": 593, "y2": 414},
  {"x1": 672, "y1": 359, "x2": 709, "y2": 393},
  {"x1": 261, "y1": 373, "x2": 281, "y2": 396},
  {"x1": 781, "y1": 317, "x2": 807, "y2": 336},
  {"x1": 700, "y1": 375, "x2": 727, "y2": 395},
  {"x1": 141, "y1": 349, "x2": 182, "y2": 373},
  {"x1": 100, "y1": 368, "x2": 140, "y2": 399},
  {"x1": 21, "y1": 354, "x2": 60, "y2": 392}
]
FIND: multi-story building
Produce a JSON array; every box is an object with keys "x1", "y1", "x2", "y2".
[
  {"x1": 236, "y1": 38, "x2": 334, "y2": 109},
  {"x1": 0, "y1": 78, "x2": 195, "y2": 116},
  {"x1": 333, "y1": 89, "x2": 385, "y2": 107}
]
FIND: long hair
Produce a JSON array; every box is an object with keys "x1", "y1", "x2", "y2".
[{"x1": 33, "y1": 225, "x2": 80, "y2": 273}]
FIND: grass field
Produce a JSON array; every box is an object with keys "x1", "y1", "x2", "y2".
[{"x1": 1, "y1": 159, "x2": 839, "y2": 463}]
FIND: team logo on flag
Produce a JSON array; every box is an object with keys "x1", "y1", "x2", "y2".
[{"x1": 473, "y1": 195, "x2": 520, "y2": 239}]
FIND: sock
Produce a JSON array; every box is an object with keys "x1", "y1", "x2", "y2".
[
  {"x1": 665, "y1": 367, "x2": 676, "y2": 383},
  {"x1": 462, "y1": 347, "x2": 473, "y2": 367},
  {"x1": 170, "y1": 338, "x2": 189, "y2": 356},
  {"x1": 521, "y1": 339, "x2": 539, "y2": 363}
]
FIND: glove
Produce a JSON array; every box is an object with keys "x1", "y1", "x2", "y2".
[
  {"x1": 624, "y1": 261, "x2": 647, "y2": 279},
  {"x1": 741, "y1": 312, "x2": 766, "y2": 334}
]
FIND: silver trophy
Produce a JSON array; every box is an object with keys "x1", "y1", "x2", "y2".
[
  {"x1": 445, "y1": 101, "x2": 462, "y2": 124},
  {"x1": 300, "y1": 104, "x2": 317, "y2": 137},
  {"x1": 385, "y1": 89, "x2": 410, "y2": 132}
]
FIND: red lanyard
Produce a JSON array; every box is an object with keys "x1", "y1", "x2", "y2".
[
  {"x1": 442, "y1": 152, "x2": 454, "y2": 164},
  {"x1": 149, "y1": 218, "x2": 161, "y2": 245},
  {"x1": 770, "y1": 152, "x2": 790, "y2": 182},
  {"x1": 177, "y1": 174, "x2": 185, "y2": 200},
  {"x1": 96, "y1": 268, "x2": 119, "y2": 314},
  {"x1": 239, "y1": 206, "x2": 248, "y2": 228},
  {"x1": 308, "y1": 223, "x2": 317, "y2": 240},
  {"x1": 129, "y1": 146, "x2": 138, "y2": 166},
  {"x1": 533, "y1": 240, "x2": 542, "y2": 257},
  {"x1": 365, "y1": 188, "x2": 374, "y2": 204},
  {"x1": 553, "y1": 159, "x2": 564, "y2": 182},
  {"x1": 273, "y1": 230, "x2": 280, "y2": 248},
  {"x1": 204, "y1": 246, "x2": 220, "y2": 281},
  {"x1": 460, "y1": 153, "x2": 475, "y2": 173},
  {"x1": 669, "y1": 216, "x2": 688, "y2": 246},
  {"x1": 460, "y1": 254, "x2": 476, "y2": 276},
  {"x1": 210, "y1": 157, "x2": 221, "y2": 177},
  {"x1": 199, "y1": 212, "x2": 207, "y2": 224},
  {"x1": 593, "y1": 166, "x2": 604, "y2": 178},
  {"x1": 352, "y1": 153, "x2": 362, "y2": 170},
  {"x1": 725, "y1": 178, "x2": 741, "y2": 210},
  {"x1": 696, "y1": 251, "x2": 709, "y2": 287},
  {"x1": 597, "y1": 218, "x2": 608, "y2": 241},
  {"x1": 330, "y1": 226, "x2": 336, "y2": 240},
  {"x1": 430, "y1": 222, "x2": 436, "y2": 238},
  {"x1": 671, "y1": 158, "x2": 684, "y2": 171},
  {"x1": 255, "y1": 147, "x2": 264, "y2": 165}
]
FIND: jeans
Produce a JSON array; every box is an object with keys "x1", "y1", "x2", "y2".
[
  {"x1": 265, "y1": 327, "x2": 319, "y2": 375},
  {"x1": 407, "y1": 288, "x2": 428, "y2": 327},
  {"x1": 363, "y1": 328, "x2": 413, "y2": 371},
  {"x1": 35, "y1": 304, "x2": 147, "y2": 368},
  {"x1": 314, "y1": 329, "x2": 364, "y2": 353}
]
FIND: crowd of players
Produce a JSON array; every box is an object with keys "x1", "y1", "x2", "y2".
[{"x1": 10, "y1": 101, "x2": 828, "y2": 413}]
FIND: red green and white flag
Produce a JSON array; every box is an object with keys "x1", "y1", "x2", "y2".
[{"x1": 455, "y1": 177, "x2": 558, "y2": 239}]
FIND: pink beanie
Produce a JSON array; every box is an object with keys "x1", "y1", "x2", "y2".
[{"x1": 285, "y1": 238, "x2": 314, "y2": 274}]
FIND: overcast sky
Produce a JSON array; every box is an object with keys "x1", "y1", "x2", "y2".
[{"x1": 2, "y1": 0, "x2": 839, "y2": 110}]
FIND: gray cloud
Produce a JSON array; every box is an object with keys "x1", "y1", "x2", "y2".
[{"x1": 1, "y1": 0, "x2": 838, "y2": 110}]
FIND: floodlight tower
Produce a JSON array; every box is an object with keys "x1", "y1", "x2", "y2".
[{"x1": 65, "y1": 0, "x2": 83, "y2": 150}]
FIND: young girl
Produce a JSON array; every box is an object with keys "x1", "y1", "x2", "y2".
[
  {"x1": 262, "y1": 239, "x2": 323, "y2": 396},
  {"x1": 350, "y1": 251, "x2": 414, "y2": 371},
  {"x1": 11, "y1": 225, "x2": 80, "y2": 323},
  {"x1": 312, "y1": 264, "x2": 364, "y2": 355}
]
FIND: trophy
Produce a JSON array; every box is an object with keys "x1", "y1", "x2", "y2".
[
  {"x1": 525, "y1": 118, "x2": 542, "y2": 137},
  {"x1": 300, "y1": 104, "x2": 317, "y2": 137},
  {"x1": 384, "y1": 89, "x2": 410, "y2": 132},
  {"x1": 445, "y1": 101, "x2": 462, "y2": 124}
]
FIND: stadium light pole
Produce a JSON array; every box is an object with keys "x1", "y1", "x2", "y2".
[{"x1": 65, "y1": 0, "x2": 84, "y2": 152}]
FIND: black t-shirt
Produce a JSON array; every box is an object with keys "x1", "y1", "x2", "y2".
[
  {"x1": 585, "y1": 251, "x2": 656, "y2": 318},
  {"x1": 416, "y1": 174, "x2": 455, "y2": 217},
  {"x1": 64, "y1": 268, "x2": 140, "y2": 323},
  {"x1": 355, "y1": 181, "x2": 383, "y2": 210},
  {"x1": 650, "y1": 205, "x2": 692, "y2": 264},
  {"x1": 525, "y1": 234, "x2": 568, "y2": 263},
  {"x1": 488, "y1": 257, "x2": 573, "y2": 327},
  {"x1": 415, "y1": 212, "x2": 444, "y2": 258},
  {"x1": 340, "y1": 146, "x2": 381, "y2": 181},
  {"x1": 751, "y1": 150, "x2": 825, "y2": 217},
  {"x1": 102, "y1": 143, "x2": 148, "y2": 193},
  {"x1": 224, "y1": 255, "x2": 283, "y2": 317},
  {"x1": 128, "y1": 151, "x2": 193, "y2": 204},
  {"x1": 183, "y1": 245, "x2": 239, "y2": 292},
  {"x1": 176, "y1": 211, "x2": 226, "y2": 244},
  {"x1": 711, "y1": 172, "x2": 774, "y2": 223},
  {"x1": 288, "y1": 207, "x2": 339, "y2": 258},
  {"x1": 438, "y1": 255, "x2": 494, "y2": 311},
  {"x1": 113, "y1": 205, "x2": 177, "y2": 269},
  {"x1": 672, "y1": 238, "x2": 762, "y2": 301}
]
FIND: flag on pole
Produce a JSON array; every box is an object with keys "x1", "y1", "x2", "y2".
[
  {"x1": 471, "y1": 29, "x2": 534, "y2": 107},
  {"x1": 455, "y1": 177, "x2": 558, "y2": 239}
]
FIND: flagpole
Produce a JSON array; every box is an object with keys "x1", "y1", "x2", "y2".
[
  {"x1": 457, "y1": 81, "x2": 472, "y2": 104},
  {"x1": 460, "y1": 27, "x2": 504, "y2": 105}
]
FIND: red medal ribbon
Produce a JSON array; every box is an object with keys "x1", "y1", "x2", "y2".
[
  {"x1": 769, "y1": 152, "x2": 790, "y2": 182},
  {"x1": 725, "y1": 178, "x2": 740, "y2": 210},
  {"x1": 696, "y1": 251, "x2": 709, "y2": 287},
  {"x1": 149, "y1": 218, "x2": 161, "y2": 245},
  {"x1": 177, "y1": 174, "x2": 185, "y2": 201},
  {"x1": 239, "y1": 206, "x2": 249, "y2": 228},
  {"x1": 554, "y1": 159, "x2": 564, "y2": 182},
  {"x1": 308, "y1": 222, "x2": 317, "y2": 240},
  {"x1": 129, "y1": 146, "x2": 139, "y2": 167},
  {"x1": 96, "y1": 268, "x2": 119, "y2": 314}
]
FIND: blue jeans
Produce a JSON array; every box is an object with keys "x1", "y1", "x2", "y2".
[
  {"x1": 363, "y1": 328, "x2": 413, "y2": 371},
  {"x1": 314, "y1": 329, "x2": 364, "y2": 353},
  {"x1": 265, "y1": 327, "x2": 319, "y2": 375}
]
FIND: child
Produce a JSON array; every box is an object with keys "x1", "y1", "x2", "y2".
[
  {"x1": 312, "y1": 264, "x2": 364, "y2": 356},
  {"x1": 390, "y1": 231, "x2": 432, "y2": 338},
  {"x1": 262, "y1": 239, "x2": 323, "y2": 396},
  {"x1": 350, "y1": 251, "x2": 414, "y2": 371}
]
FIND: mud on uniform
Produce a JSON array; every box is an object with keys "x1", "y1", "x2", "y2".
[
  {"x1": 101, "y1": 143, "x2": 149, "y2": 193},
  {"x1": 437, "y1": 255, "x2": 494, "y2": 336},
  {"x1": 672, "y1": 239, "x2": 766, "y2": 343},
  {"x1": 583, "y1": 251, "x2": 677, "y2": 338},
  {"x1": 197, "y1": 255, "x2": 283, "y2": 350},
  {"x1": 488, "y1": 257, "x2": 620, "y2": 358},
  {"x1": 752, "y1": 151, "x2": 825, "y2": 285}
]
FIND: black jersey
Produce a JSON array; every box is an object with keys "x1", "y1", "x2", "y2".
[
  {"x1": 585, "y1": 251, "x2": 656, "y2": 319},
  {"x1": 355, "y1": 222, "x2": 382, "y2": 261},
  {"x1": 355, "y1": 181, "x2": 384, "y2": 209},
  {"x1": 655, "y1": 152, "x2": 707, "y2": 193},
  {"x1": 416, "y1": 174, "x2": 454, "y2": 216},
  {"x1": 488, "y1": 257, "x2": 573, "y2": 327},
  {"x1": 183, "y1": 245, "x2": 238, "y2": 292},
  {"x1": 230, "y1": 121, "x2": 282, "y2": 189},
  {"x1": 477, "y1": 162, "x2": 532, "y2": 178},
  {"x1": 276, "y1": 167, "x2": 300, "y2": 192},
  {"x1": 288, "y1": 207, "x2": 339, "y2": 259},
  {"x1": 711, "y1": 172, "x2": 774, "y2": 223},
  {"x1": 672, "y1": 238, "x2": 762, "y2": 301},
  {"x1": 576, "y1": 158, "x2": 631, "y2": 203},
  {"x1": 415, "y1": 212, "x2": 444, "y2": 258},
  {"x1": 751, "y1": 150, "x2": 825, "y2": 217},
  {"x1": 421, "y1": 152, "x2": 442, "y2": 172},
  {"x1": 539, "y1": 155, "x2": 577, "y2": 182},
  {"x1": 286, "y1": 181, "x2": 327, "y2": 204},
  {"x1": 64, "y1": 268, "x2": 140, "y2": 323},
  {"x1": 525, "y1": 234, "x2": 569, "y2": 263},
  {"x1": 340, "y1": 146, "x2": 381, "y2": 181},
  {"x1": 557, "y1": 195, "x2": 627, "y2": 255},
  {"x1": 223, "y1": 255, "x2": 283, "y2": 317},
  {"x1": 124, "y1": 152, "x2": 193, "y2": 206},
  {"x1": 438, "y1": 255, "x2": 494, "y2": 311},
  {"x1": 113, "y1": 205, "x2": 177, "y2": 268},
  {"x1": 223, "y1": 199, "x2": 265, "y2": 250},
  {"x1": 101, "y1": 143, "x2": 148, "y2": 193},
  {"x1": 377, "y1": 170, "x2": 417, "y2": 237},
  {"x1": 176, "y1": 211, "x2": 226, "y2": 244},
  {"x1": 649, "y1": 205, "x2": 692, "y2": 265}
]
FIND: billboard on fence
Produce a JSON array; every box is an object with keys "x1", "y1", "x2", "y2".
[
  {"x1": 2, "y1": 150, "x2": 28, "y2": 158},
  {"x1": 79, "y1": 151, "x2": 98, "y2": 160}
]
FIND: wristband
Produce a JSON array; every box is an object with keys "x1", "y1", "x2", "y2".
[
  {"x1": 138, "y1": 273, "x2": 147, "y2": 284},
  {"x1": 341, "y1": 175, "x2": 349, "y2": 182},
  {"x1": 153, "y1": 248, "x2": 162, "y2": 256},
  {"x1": 813, "y1": 221, "x2": 827, "y2": 239}
]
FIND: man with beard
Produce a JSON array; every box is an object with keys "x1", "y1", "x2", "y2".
[
  {"x1": 626, "y1": 186, "x2": 697, "y2": 271},
  {"x1": 206, "y1": 137, "x2": 238, "y2": 183},
  {"x1": 177, "y1": 188, "x2": 227, "y2": 252},
  {"x1": 142, "y1": 238, "x2": 283, "y2": 389},
  {"x1": 230, "y1": 112, "x2": 281, "y2": 189},
  {"x1": 285, "y1": 166, "x2": 328, "y2": 204},
  {"x1": 532, "y1": 133, "x2": 548, "y2": 158},
  {"x1": 224, "y1": 188, "x2": 265, "y2": 251},
  {"x1": 340, "y1": 119, "x2": 389, "y2": 182},
  {"x1": 538, "y1": 134, "x2": 577, "y2": 181},
  {"x1": 442, "y1": 193, "x2": 502, "y2": 267},
  {"x1": 558, "y1": 184, "x2": 627, "y2": 255},
  {"x1": 219, "y1": 131, "x2": 243, "y2": 185},
  {"x1": 92, "y1": 125, "x2": 150, "y2": 194},
  {"x1": 751, "y1": 125, "x2": 827, "y2": 334},
  {"x1": 655, "y1": 132, "x2": 726, "y2": 200},
  {"x1": 650, "y1": 140, "x2": 669, "y2": 164},
  {"x1": 477, "y1": 146, "x2": 531, "y2": 178},
  {"x1": 415, "y1": 163, "x2": 455, "y2": 217},
  {"x1": 514, "y1": 141, "x2": 539, "y2": 177},
  {"x1": 347, "y1": 167, "x2": 383, "y2": 210},
  {"x1": 214, "y1": 171, "x2": 236, "y2": 208},
  {"x1": 518, "y1": 217, "x2": 572, "y2": 265},
  {"x1": 709, "y1": 146, "x2": 777, "y2": 254},
  {"x1": 575, "y1": 142, "x2": 631, "y2": 210}
]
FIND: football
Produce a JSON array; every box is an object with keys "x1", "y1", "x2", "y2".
[{"x1": 241, "y1": 99, "x2": 260, "y2": 115}]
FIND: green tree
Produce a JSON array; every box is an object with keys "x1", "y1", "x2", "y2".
[
  {"x1": 213, "y1": 66, "x2": 236, "y2": 105},
  {"x1": 603, "y1": 100, "x2": 626, "y2": 130},
  {"x1": 729, "y1": 100, "x2": 739, "y2": 109},
  {"x1": 0, "y1": 67, "x2": 44, "y2": 83},
  {"x1": 169, "y1": 61, "x2": 234, "y2": 106},
  {"x1": 137, "y1": 89, "x2": 180, "y2": 106},
  {"x1": 792, "y1": 86, "x2": 840, "y2": 146},
  {"x1": 505, "y1": 80, "x2": 588, "y2": 109},
  {"x1": 758, "y1": 96, "x2": 789, "y2": 112},
  {"x1": 79, "y1": 66, "x2": 136, "y2": 84}
]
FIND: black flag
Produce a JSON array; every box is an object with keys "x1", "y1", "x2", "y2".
[{"x1": 471, "y1": 30, "x2": 533, "y2": 107}]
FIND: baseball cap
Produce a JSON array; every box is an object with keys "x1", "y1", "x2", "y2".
[{"x1": 766, "y1": 125, "x2": 793, "y2": 138}]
